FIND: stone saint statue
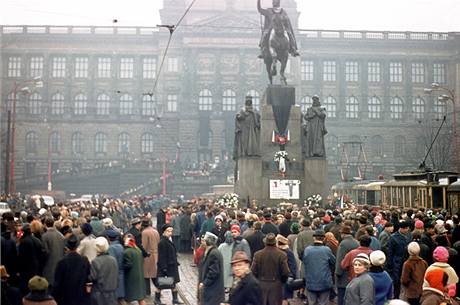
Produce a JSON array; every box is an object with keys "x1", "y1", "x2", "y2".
[
  {"x1": 233, "y1": 96, "x2": 261, "y2": 160},
  {"x1": 257, "y1": 0, "x2": 299, "y2": 59},
  {"x1": 302, "y1": 96, "x2": 328, "y2": 158}
]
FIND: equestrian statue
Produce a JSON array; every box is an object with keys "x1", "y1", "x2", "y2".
[{"x1": 257, "y1": 0, "x2": 299, "y2": 85}]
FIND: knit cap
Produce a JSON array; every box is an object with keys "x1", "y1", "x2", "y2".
[
  {"x1": 425, "y1": 269, "x2": 446, "y2": 292},
  {"x1": 353, "y1": 253, "x2": 370, "y2": 266},
  {"x1": 369, "y1": 250, "x2": 386, "y2": 266},
  {"x1": 407, "y1": 241, "x2": 420, "y2": 256},
  {"x1": 433, "y1": 246, "x2": 449, "y2": 262},
  {"x1": 415, "y1": 220, "x2": 424, "y2": 229}
]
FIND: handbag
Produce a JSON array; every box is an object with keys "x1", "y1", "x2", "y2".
[
  {"x1": 286, "y1": 277, "x2": 305, "y2": 291},
  {"x1": 157, "y1": 276, "x2": 175, "y2": 289}
]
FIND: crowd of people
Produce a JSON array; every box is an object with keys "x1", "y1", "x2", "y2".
[{"x1": 1, "y1": 192, "x2": 460, "y2": 305}]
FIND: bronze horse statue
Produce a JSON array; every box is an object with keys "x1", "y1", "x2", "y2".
[{"x1": 263, "y1": 13, "x2": 290, "y2": 85}]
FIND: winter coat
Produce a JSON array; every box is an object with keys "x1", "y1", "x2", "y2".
[
  {"x1": 218, "y1": 242, "x2": 235, "y2": 289},
  {"x1": 108, "y1": 240, "x2": 125, "y2": 298},
  {"x1": 279, "y1": 220, "x2": 293, "y2": 237},
  {"x1": 142, "y1": 226, "x2": 160, "y2": 278},
  {"x1": 90, "y1": 253, "x2": 118, "y2": 305},
  {"x1": 123, "y1": 246, "x2": 146, "y2": 302},
  {"x1": 1, "y1": 232, "x2": 18, "y2": 284},
  {"x1": 335, "y1": 235, "x2": 359, "y2": 288},
  {"x1": 424, "y1": 262, "x2": 459, "y2": 287},
  {"x1": 52, "y1": 251, "x2": 91, "y2": 305},
  {"x1": 22, "y1": 292, "x2": 57, "y2": 305},
  {"x1": 261, "y1": 221, "x2": 279, "y2": 236},
  {"x1": 420, "y1": 287, "x2": 459, "y2": 305},
  {"x1": 386, "y1": 231, "x2": 411, "y2": 281},
  {"x1": 157, "y1": 235, "x2": 180, "y2": 283},
  {"x1": 89, "y1": 217, "x2": 105, "y2": 237},
  {"x1": 179, "y1": 213, "x2": 193, "y2": 242},
  {"x1": 401, "y1": 255, "x2": 428, "y2": 298},
  {"x1": 156, "y1": 209, "x2": 166, "y2": 233},
  {"x1": 41, "y1": 227, "x2": 65, "y2": 286},
  {"x1": 369, "y1": 269, "x2": 393, "y2": 305},
  {"x1": 379, "y1": 230, "x2": 391, "y2": 254},
  {"x1": 296, "y1": 228, "x2": 314, "y2": 259},
  {"x1": 340, "y1": 246, "x2": 373, "y2": 281},
  {"x1": 303, "y1": 243, "x2": 336, "y2": 292},
  {"x1": 199, "y1": 246, "x2": 225, "y2": 305},
  {"x1": 18, "y1": 233, "x2": 46, "y2": 294},
  {"x1": 245, "y1": 230, "x2": 265, "y2": 260},
  {"x1": 344, "y1": 272, "x2": 375, "y2": 305},
  {"x1": 229, "y1": 272, "x2": 262, "y2": 305},
  {"x1": 211, "y1": 225, "x2": 227, "y2": 246},
  {"x1": 232, "y1": 237, "x2": 251, "y2": 258}
]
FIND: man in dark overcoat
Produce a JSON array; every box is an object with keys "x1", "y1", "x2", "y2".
[
  {"x1": 198, "y1": 232, "x2": 225, "y2": 305},
  {"x1": 228, "y1": 251, "x2": 262, "y2": 305},
  {"x1": 41, "y1": 217, "x2": 65, "y2": 288},
  {"x1": 245, "y1": 221, "x2": 265, "y2": 260},
  {"x1": 251, "y1": 233, "x2": 290, "y2": 305},
  {"x1": 52, "y1": 234, "x2": 91, "y2": 305}
]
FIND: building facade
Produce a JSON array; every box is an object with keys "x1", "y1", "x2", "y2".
[{"x1": 1, "y1": 0, "x2": 460, "y2": 194}]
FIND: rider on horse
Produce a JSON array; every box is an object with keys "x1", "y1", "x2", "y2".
[{"x1": 257, "y1": 0, "x2": 299, "y2": 59}]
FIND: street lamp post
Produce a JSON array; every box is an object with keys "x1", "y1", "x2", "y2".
[
  {"x1": 8, "y1": 77, "x2": 43, "y2": 194},
  {"x1": 424, "y1": 82, "x2": 459, "y2": 173}
]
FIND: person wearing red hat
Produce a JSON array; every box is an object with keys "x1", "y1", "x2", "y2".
[
  {"x1": 420, "y1": 269, "x2": 457, "y2": 305},
  {"x1": 424, "y1": 246, "x2": 459, "y2": 293},
  {"x1": 231, "y1": 224, "x2": 251, "y2": 259}
]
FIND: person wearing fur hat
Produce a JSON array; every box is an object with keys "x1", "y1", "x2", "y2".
[
  {"x1": 424, "y1": 246, "x2": 459, "y2": 292},
  {"x1": 89, "y1": 237, "x2": 118, "y2": 305},
  {"x1": 401, "y1": 242, "x2": 428, "y2": 305},
  {"x1": 368, "y1": 250, "x2": 393, "y2": 305},
  {"x1": 421, "y1": 269, "x2": 459, "y2": 305},
  {"x1": 23, "y1": 276, "x2": 57, "y2": 305},
  {"x1": 198, "y1": 231, "x2": 225, "y2": 305},
  {"x1": 344, "y1": 253, "x2": 375, "y2": 305}
]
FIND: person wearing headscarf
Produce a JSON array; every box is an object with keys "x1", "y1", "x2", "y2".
[
  {"x1": 123, "y1": 233, "x2": 146, "y2": 305},
  {"x1": 218, "y1": 231, "x2": 235, "y2": 291},
  {"x1": 421, "y1": 269, "x2": 457, "y2": 305},
  {"x1": 344, "y1": 253, "x2": 375, "y2": 305},
  {"x1": 89, "y1": 237, "x2": 118, "y2": 305},
  {"x1": 324, "y1": 231, "x2": 339, "y2": 256},
  {"x1": 423, "y1": 246, "x2": 458, "y2": 294}
]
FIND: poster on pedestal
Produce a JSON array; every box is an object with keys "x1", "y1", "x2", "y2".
[{"x1": 269, "y1": 179, "x2": 301, "y2": 199}]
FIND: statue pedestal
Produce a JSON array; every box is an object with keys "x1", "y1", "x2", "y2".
[
  {"x1": 235, "y1": 157, "x2": 262, "y2": 207},
  {"x1": 304, "y1": 158, "x2": 328, "y2": 200}
]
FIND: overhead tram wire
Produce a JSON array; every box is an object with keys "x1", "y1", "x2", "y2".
[{"x1": 147, "y1": 0, "x2": 199, "y2": 97}]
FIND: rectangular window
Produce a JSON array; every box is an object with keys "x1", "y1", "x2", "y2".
[
  {"x1": 143, "y1": 58, "x2": 156, "y2": 79},
  {"x1": 301, "y1": 60, "x2": 314, "y2": 81},
  {"x1": 433, "y1": 63, "x2": 446, "y2": 84},
  {"x1": 345, "y1": 61, "x2": 359, "y2": 82},
  {"x1": 167, "y1": 94, "x2": 178, "y2": 112},
  {"x1": 7, "y1": 56, "x2": 22, "y2": 77},
  {"x1": 167, "y1": 57, "x2": 179, "y2": 72},
  {"x1": 368, "y1": 62, "x2": 381, "y2": 83},
  {"x1": 323, "y1": 61, "x2": 336, "y2": 82},
  {"x1": 75, "y1": 57, "x2": 89, "y2": 78},
  {"x1": 97, "y1": 57, "x2": 111, "y2": 78},
  {"x1": 411, "y1": 63, "x2": 425, "y2": 83},
  {"x1": 389, "y1": 62, "x2": 403, "y2": 83},
  {"x1": 52, "y1": 57, "x2": 66, "y2": 78},
  {"x1": 30, "y1": 56, "x2": 44, "y2": 78},
  {"x1": 120, "y1": 57, "x2": 134, "y2": 78}
]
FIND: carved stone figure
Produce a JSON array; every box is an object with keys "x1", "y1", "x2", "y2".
[
  {"x1": 233, "y1": 96, "x2": 261, "y2": 160},
  {"x1": 302, "y1": 96, "x2": 328, "y2": 158},
  {"x1": 257, "y1": 0, "x2": 299, "y2": 85}
]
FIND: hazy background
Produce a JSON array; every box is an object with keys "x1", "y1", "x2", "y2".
[{"x1": 1, "y1": 0, "x2": 459, "y2": 32}]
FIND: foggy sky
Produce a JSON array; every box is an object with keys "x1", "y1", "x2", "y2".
[{"x1": 1, "y1": 0, "x2": 459, "y2": 32}]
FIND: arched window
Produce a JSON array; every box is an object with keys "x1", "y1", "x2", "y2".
[
  {"x1": 433, "y1": 98, "x2": 447, "y2": 120},
  {"x1": 26, "y1": 132, "x2": 38, "y2": 154},
  {"x1": 141, "y1": 133, "x2": 154, "y2": 153},
  {"x1": 118, "y1": 132, "x2": 130, "y2": 154},
  {"x1": 368, "y1": 96, "x2": 381, "y2": 119},
  {"x1": 323, "y1": 96, "x2": 337, "y2": 118},
  {"x1": 198, "y1": 89, "x2": 213, "y2": 111},
  {"x1": 346, "y1": 96, "x2": 359, "y2": 119},
  {"x1": 370, "y1": 135, "x2": 384, "y2": 157},
  {"x1": 71, "y1": 132, "x2": 83, "y2": 154},
  {"x1": 390, "y1": 97, "x2": 404, "y2": 120},
  {"x1": 222, "y1": 89, "x2": 236, "y2": 112},
  {"x1": 120, "y1": 94, "x2": 133, "y2": 115},
  {"x1": 246, "y1": 90, "x2": 260, "y2": 110},
  {"x1": 51, "y1": 92, "x2": 65, "y2": 115},
  {"x1": 142, "y1": 95, "x2": 155, "y2": 116},
  {"x1": 28, "y1": 92, "x2": 42, "y2": 115},
  {"x1": 412, "y1": 97, "x2": 425, "y2": 120},
  {"x1": 394, "y1": 135, "x2": 406, "y2": 157},
  {"x1": 74, "y1": 93, "x2": 87, "y2": 115},
  {"x1": 300, "y1": 96, "x2": 312, "y2": 112},
  {"x1": 50, "y1": 131, "x2": 61, "y2": 153},
  {"x1": 94, "y1": 132, "x2": 107, "y2": 153},
  {"x1": 96, "y1": 93, "x2": 110, "y2": 116}
]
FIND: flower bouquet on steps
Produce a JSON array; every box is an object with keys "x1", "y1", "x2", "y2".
[{"x1": 274, "y1": 150, "x2": 289, "y2": 177}]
